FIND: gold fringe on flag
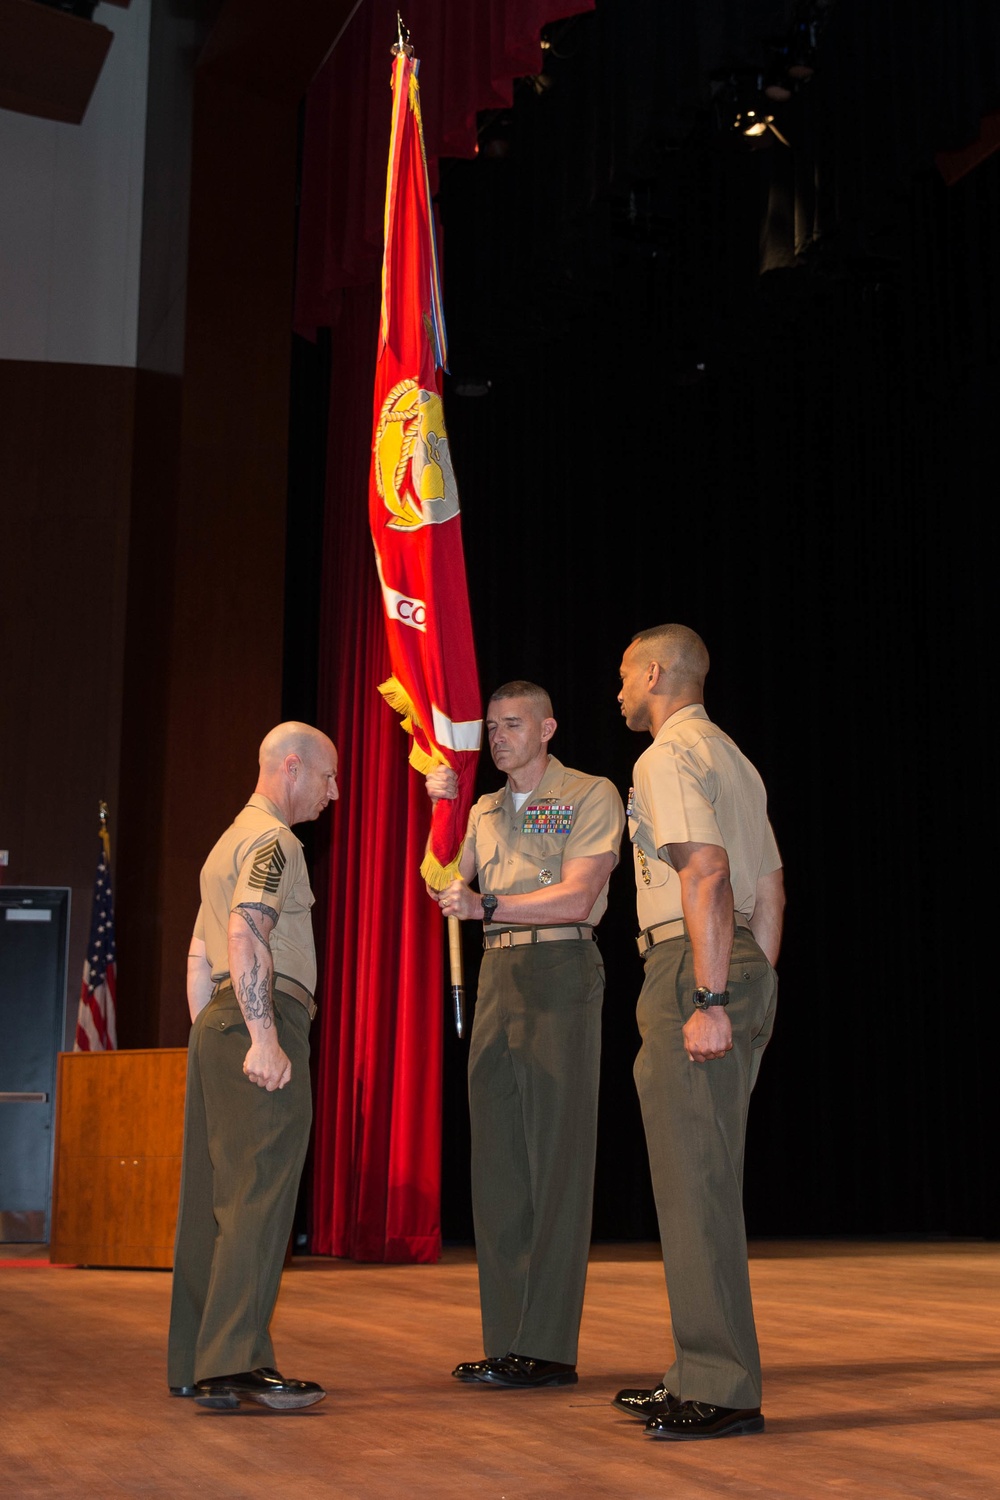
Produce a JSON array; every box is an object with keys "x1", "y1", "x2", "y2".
[
  {"x1": 379, "y1": 675, "x2": 463, "y2": 888},
  {"x1": 419, "y1": 847, "x2": 463, "y2": 889}
]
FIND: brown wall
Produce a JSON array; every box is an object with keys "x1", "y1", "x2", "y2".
[
  {"x1": 0, "y1": 360, "x2": 136, "y2": 1044},
  {"x1": 117, "y1": 1, "x2": 357, "y2": 1047},
  {"x1": 1, "y1": 1, "x2": 355, "y2": 1050},
  {"x1": 114, "y1": 367, "x2": 182, "y2": 1048},
  {"x1": 143, "y1": 68, "x2": 297, "y2": 1045}
]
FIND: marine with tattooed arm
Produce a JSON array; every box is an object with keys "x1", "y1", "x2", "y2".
[{"x1": 167, "y1": 722, "x2": 338, "y2": 1411}]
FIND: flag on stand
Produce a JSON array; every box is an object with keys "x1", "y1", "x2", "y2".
[
  {"x1": 74, "y1": 803, "x2": 118, "y2": 1051},
  {"x1": 370, "y1": 39, "x2": 482, "y2": 886}
]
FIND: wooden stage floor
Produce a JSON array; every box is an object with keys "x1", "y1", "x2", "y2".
[{"x1": 0, "y1": 1239, "x2": 996, "y2": 1498}]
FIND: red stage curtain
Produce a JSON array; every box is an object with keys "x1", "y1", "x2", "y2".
[
  {"x1": 303, "y1": 1, "x2": 596, "y2": 1264},
  {"x1": 309, "y1": 284, "x2": 444, "y2": 1262}
]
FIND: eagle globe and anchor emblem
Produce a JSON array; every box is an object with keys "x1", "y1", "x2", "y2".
[{"x1": 374, "y1": 377, "x2": 460, "y2": 530}]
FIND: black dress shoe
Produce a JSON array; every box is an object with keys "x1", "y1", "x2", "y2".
[
  {"x1": 194, "y1": 1367, "x2": 326, "y2": 1411},
  {"x1": 478, "y1": 1354, "x2": 578, "y2": 1388},
  {"x1": 169, "y1": 1385, "x2": 197, "y2": 1398},
  {"x1": 452, "y1": 1358, "x2": 495, "y2": 1381},
  {"x1": 612, "y1": 1384, "x2": 677, "y2": 1418},
  {"x1": 644, "y1": 1400, "x2": 764, "y2": 1439}
]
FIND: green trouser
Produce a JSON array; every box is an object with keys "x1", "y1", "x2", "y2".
[
  {"x1": 167, "y1": 988, "x2": 312, "y2": 1388},
  {"x1": 469, "y1": 938, "x2": 604, "y2": 1367},
  {"x1": 634, "y1": 927, "x2": 777, "y2": 1410}
]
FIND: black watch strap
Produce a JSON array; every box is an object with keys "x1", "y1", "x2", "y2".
[
  {"x1": 481, "y1": 894, "x2": 499, "y2": 925},
  {"x1": 692, "y1": 986, "x2": 730, "y2": 1008}
]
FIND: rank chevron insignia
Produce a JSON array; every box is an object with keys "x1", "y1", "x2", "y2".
[{"x1": 247, "y1": 837, "x2": 286, "y2": 894}]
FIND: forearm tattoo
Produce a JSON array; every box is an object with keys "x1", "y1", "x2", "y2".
[
  {"x1": 236, "y1": 953, "x2": 274, "y2": 1030},
  {"x1": 234, "y1": 902, "x2": 278, "y2": 944}
]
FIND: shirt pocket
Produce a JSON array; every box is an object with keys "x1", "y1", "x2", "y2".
[
  {"x1": 288, "y1": 873, "x2": 315, "y2": 915},
  {"x1": 518, "y1": 834, "x2": 565, "y2": 887},
  {"x1": 207, "y1": 994, "x2": 248, "y2": 1034},
  {"x1": 475, "y1": 824, "x2": 504, "y2": 882}
]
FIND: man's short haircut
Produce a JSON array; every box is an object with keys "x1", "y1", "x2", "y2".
[
  {"x1": 488, "y1": 681, "x2": 554, "y2": 718},
  {"x1": 630, "y1": 624, "x2": 709, "y2": 684}
]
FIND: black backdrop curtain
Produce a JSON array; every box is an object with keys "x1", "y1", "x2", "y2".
[{"x1": 290, "y1": 0, "x2": 1000, "y2": 1246}]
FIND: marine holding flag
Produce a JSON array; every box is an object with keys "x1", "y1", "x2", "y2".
[
  {"x1": 74, "y1": 804, "x2": 117, "y2": 1052},
  {"x1": 425, "y1": 683, "x2": 625, "y2": 1387},
  {"x1": 369, "y1": 39, "x2": 482, "y2": 883}
]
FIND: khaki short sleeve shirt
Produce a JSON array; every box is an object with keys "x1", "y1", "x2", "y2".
[
  {"x1": 628, "y1": 705, "x2": 781, "y2": 931},
  {"x1": 193, "y1": 793, "x2": 318, "y2": 1002},
  {"x1": 466, "y1": 755, "x2": 625, "y2": 926}
]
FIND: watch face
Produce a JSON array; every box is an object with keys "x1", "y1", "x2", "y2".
[{"x1": 693, "y1": 988, "x2": 727, "y2": 1008}]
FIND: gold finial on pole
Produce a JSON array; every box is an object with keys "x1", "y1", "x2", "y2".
[
  {"x1": 98, "y1": 801, "x2": 111, "y2": 862},
  {"x1": 392, "y1": 11, "x2": 413, "y2": 57}
]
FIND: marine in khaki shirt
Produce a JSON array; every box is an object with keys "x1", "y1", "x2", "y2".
[
  {"x1": 168, "y1": 722, "x2": 338, "y2": 1413},
  {"x1": 614, "y1": 624, "x2": 784, "y2": 1442},
  {"x1": 425, "y1": 682, "x2": 625, "y2": 1390}
]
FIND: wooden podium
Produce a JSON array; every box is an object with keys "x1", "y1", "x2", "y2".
[{"x1": 50, "y1": 1048, "x2": 188, "y2": 1268}]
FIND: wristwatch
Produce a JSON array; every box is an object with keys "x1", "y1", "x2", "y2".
[
  {"x1": 481, "y1": 894, "x2": 499, "y2": 924},
  {"x1": 692, "y1": 987, "x2": 730, "y2": 1008}
]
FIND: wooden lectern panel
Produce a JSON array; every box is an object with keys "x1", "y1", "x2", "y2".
[{"x1": 50, "y1": 1048, "x2": 188, "y2": 1268}]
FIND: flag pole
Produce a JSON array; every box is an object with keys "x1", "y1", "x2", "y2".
[{"x1": 448, "y1": 916, "x2": 465, "y2": 1039}]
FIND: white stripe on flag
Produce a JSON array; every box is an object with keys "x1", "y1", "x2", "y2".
[{"x1": 432, "y1": 705, "x2": 482, "y2": 753}]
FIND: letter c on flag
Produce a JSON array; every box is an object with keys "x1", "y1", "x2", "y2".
[{"x1": 397, "y1": 598, "x2": 426, "y2": 628}]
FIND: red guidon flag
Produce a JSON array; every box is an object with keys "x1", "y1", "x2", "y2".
[{"x1": 371, "y1": 48, "x2": 481, "y2": 886}]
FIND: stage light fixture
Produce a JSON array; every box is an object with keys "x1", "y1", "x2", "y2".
[
  {"x1": 738, "y1": 107, "x2": 769, "y2": 138},
  {"x1": 728, "y1": 78, "x2": 792, "y2": 148},
  {"x1": 741, "y1": 110, "x2": 790, "y2": 146}
]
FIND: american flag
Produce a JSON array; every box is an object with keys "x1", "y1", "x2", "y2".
[{"x1": 74, "y1": 804, "x2": 118, "y2": 1051}]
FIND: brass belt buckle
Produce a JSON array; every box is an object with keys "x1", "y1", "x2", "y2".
[{"x1": 498, "y1": 930, "x2": 514, "y2": 949}]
